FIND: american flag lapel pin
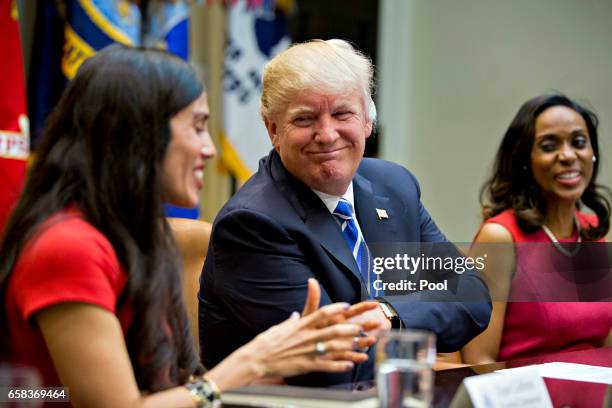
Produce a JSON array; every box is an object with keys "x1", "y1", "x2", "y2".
[{"x1": 376, "y1": 208, "x2": 389, "y2": 220}]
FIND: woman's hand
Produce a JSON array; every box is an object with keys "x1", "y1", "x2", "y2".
[
  {"x1": 301, "y1": 279, "x2": 390, "y2": 339},
  {"x1": 205, "y1": 279, "x2": 380, "y2": 391}
]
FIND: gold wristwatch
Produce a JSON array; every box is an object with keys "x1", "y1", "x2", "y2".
[{"x1": 376, "y1": 298, "x2": 404, "y2": 329}]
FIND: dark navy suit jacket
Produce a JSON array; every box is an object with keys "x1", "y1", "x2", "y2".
[{"x1": 199, "y1": 150, "x2": 491, "y2": 385}]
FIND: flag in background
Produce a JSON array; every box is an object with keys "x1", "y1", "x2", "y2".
[
  {"x1": 220, "y1": 0, "x2": 291, "y2": 183},
  {"x1": 26, "y1": 0, "x2": 198, "y2": 219},
  {"x1": 0, "y1": 0, "x2": 29, "y2": 235},
  {"x1": 145, "y1": 0, "x2": 201, "y2": 219},
  {"x1": 145, "y1": 0, "x2": 190, "y2": 59},
  {"x1": 27, "y1": 0, "x2": 65, "y2": 150},
  {"x1": 61, "y1": 0, "x2": 141, "y2": 79},
  {"x1": 28, "y1": 0, "x2": 141, "y2": 149}
]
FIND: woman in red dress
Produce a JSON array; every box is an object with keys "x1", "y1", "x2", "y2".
[
  {"x1": 0, "y1": 45, "x2": 379, "y2": 407},
  {"x1": 462, "y1": 94, "x2": 612, "y2": 365}
]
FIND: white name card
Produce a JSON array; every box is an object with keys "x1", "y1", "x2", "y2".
[
  {"x1": 498, "y1": 362, "x2": 612, "y2": 385},
  {"x1": 451, "y1": 366, "x2": 553, "y2": 408}
]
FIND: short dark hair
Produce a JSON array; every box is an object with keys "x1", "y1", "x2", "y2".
[
  {"x1": 481, "y1": 93, "x2": 610, "y2": 240},
  {"x1": 0, "y1": 45, "x2": 204, "y2": 390}
]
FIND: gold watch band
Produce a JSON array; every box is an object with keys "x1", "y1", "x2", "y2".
[{"x1": 376, "y1": 298, "x2": 404, "y2": 329}]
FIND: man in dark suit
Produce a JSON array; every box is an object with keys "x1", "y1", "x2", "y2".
[{"x1": 200, "y1": 39, "x2": 491, "y2": 385}]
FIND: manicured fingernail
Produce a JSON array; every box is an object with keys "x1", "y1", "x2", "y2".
[
  {"x1": 342, "y1": 303, "x2": 350, "y2": 310},
  {"x1": 352, "y1": 336, "x2": 361, "y2": 351},
  {"x1": 290, "y1": 311, "x2": 300, "y2": 320},
  {"x1": 345, "y1": 362, "x2": 354, "y2": 369}
]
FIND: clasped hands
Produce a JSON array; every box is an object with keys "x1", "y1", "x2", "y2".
[{"x1": 209, "y1": 279, "x2": 387, "y2": 390}]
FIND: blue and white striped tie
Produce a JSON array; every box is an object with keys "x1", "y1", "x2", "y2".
[{"x1": 333, "y1": 199, "x2": 378, "y2": 298}]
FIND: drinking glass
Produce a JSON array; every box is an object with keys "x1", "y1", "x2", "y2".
[{"x1": 376, "y1": 329, "x2": 436, "y2": 408}]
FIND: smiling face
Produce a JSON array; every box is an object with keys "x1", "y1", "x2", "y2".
[
  {"x1": 530, "y1": 105, "x2": 594, "y2": 205},
  {"x1": 264, "y1": 88, "x2": 373, "y2": 196},
  {"x1": 162, "y1": 92, "x2": 216, "y2": 208}
]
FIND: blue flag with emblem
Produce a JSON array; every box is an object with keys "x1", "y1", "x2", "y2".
[
  {"x1": 29, "y1": 0, "x2": 140, "y2": 147},
  {"x1": 62, "y1": 0, "x2": 141, "y2": 79},
  {"x1": 28, "y1": 0, "x2": 197, "y2": 219},
  {"x1": 145, "y1": 0, "x2": 190, "y2": 59}
]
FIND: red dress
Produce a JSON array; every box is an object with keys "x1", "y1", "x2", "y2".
[
  {"x1": 484, "y1": 210, "x2": 612, "y2": 407},
  {"x1": 5, "y1": 207, "x2": 133, "y2": 389},
  {"x1": 485, "y1": 209, "x2": 612, "y2": 361}
]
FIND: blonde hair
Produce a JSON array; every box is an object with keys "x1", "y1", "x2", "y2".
[{"x1": 260, "y1": 39, "x2": 376, "y2": 123}]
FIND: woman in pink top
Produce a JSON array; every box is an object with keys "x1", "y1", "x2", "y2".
[{"x1": 462, "y1": 94, "x2": 612, "y2": 365}]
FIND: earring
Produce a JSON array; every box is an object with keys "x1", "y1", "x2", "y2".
[{"x1": 593, "y1": 155, "x2": 597, "y2": 163}]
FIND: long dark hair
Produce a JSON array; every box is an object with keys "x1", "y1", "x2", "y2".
[
  {"x1": 0, "y1": 45, "x2": 204, "y2": 390},
  {"x1": 481, "y1": 93, "x2": 611, "y2": 240}
]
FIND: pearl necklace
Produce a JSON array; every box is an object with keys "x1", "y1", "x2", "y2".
[{"x1": 541, "y1": 215, "x2": 582, "y2": 257}]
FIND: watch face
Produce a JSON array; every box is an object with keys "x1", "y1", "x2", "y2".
[{"x1": 380, "y1": 302, "x2": 394, "y2": 318}]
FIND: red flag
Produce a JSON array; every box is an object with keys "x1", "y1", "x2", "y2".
[{"x1": 0, "y1": 0, "x2": 29, "y2": 235}]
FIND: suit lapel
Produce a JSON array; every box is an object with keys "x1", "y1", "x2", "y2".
[
  {"x1": 353, "y1": 172, "x2": 398, "y2": 243},
  {"x1": 268, "y1": 150, "x2": 362, "y2": 281},
  {"x1": 304, "y1": 208, "x2": 363, "y2": 281}
]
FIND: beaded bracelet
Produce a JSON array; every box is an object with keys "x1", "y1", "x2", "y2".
[{"x1": 185, "y1": 376, "x2": 221, "y2": 408}]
